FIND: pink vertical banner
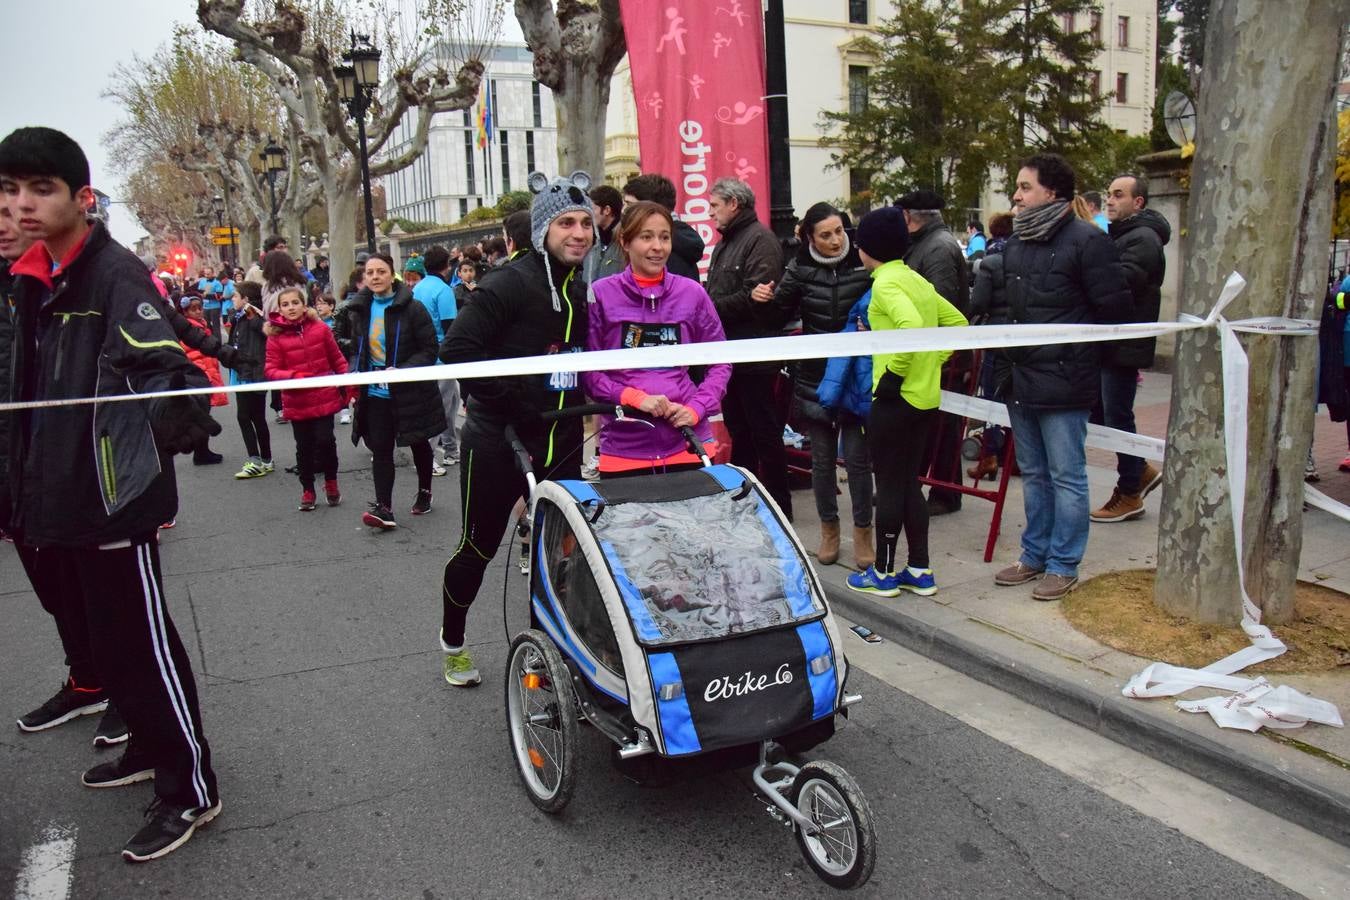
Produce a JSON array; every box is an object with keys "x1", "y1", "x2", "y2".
[{"x1": 618, "y1": 0, "x2": 770, "y2": 274}]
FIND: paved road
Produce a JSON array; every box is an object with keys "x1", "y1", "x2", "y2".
[{"x1": 0, "y1": 418, "x2": 1307, "y2": 897}]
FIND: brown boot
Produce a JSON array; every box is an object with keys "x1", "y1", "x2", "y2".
[
  {"x1": 966, "y1": 455, "x2": 998, "y2": 481},
  {"x1": 817, "y1": 520, "x2": 841, "y2": 565},
  {"x1": 853, "y1": 526, "x2": 875, "y2": 571}
]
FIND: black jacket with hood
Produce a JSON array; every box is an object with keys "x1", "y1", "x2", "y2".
[
  {"x1": 904, "y1": 218, "x2": 970, "y2": 314},
  {"x1": 7, "y1": 221, "x2": 210, "y2": 547},
  {"x1": 669, "y1": 219, "x2": 705, "y2": 282},
  {"x1": 988, "y1": 213, "x2": 1133, "y2": 411},
  {"x1": 440, "y1": 248, "x2": 589, "y2": 474},
  {"x1": 705, "y1": 207, "x2": 784, "y2": 342},
  {"x1": 1104, "y1": 208, "x2": 1170, "y2": 369},
  {"x1": 335, "y1": 281, "x2": 446, "y2": 445}
]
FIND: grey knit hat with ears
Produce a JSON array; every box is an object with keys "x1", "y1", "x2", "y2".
[{"x1": 528, "y1": 170, "x2": 596, "y2": 310}]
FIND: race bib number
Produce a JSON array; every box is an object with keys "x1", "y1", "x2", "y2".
[
  {"x1": 547, "y1": 370, "x2": 578, "y2": 392},
  {"x1": 622, "y1": 321, "x2": 681, "y2": 349}
]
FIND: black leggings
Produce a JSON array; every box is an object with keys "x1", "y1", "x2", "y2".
[
  {"x1": 291, "y1": 415, "x2": 338, "y2": 489},
  {"x1": 362, "y1": 396, "x2": 432, "y2": 507},
  {"x1": 869, "y1": 394, "x2": 936, "y2": 572},
  {"x1": 236, "y1": 390, "x2": 272, "y2": 460}
]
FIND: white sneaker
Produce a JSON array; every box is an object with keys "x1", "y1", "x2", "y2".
[
  {"x1": 431, "y1": 461, "x2": 448, "y2": 477},
  {"x1": 581, "y1": 455, "x2": 600, "y2": 481},
  {"x1": 338, "y1": 409, "x2": 351, "y2": 425}
]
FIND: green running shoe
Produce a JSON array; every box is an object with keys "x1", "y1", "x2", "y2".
[
  {"x1": 234, "y1": 459, "x2": 268, "y2": 479},
  {"x1": 443, "y1": 649, "x2": 482, "y2": 687}
]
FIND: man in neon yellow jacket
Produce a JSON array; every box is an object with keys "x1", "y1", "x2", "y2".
[{"x1": 847, "y1": 206, "x2": 967, "y2": 598}]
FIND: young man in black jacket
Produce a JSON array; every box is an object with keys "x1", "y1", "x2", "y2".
[
  {"x1": 437, "y1": 171, "x2": 595, "y2": 687},
  {"x1": 1090, "y1": 174, "x2": 1170, "y2": 523},
  {"x1": 2, "y1": 128, "x2": 223, "y2": 862}
]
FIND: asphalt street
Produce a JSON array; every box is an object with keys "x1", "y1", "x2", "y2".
[{"x1": 0, "y1": 414, "x2": 1307, "y2": 898}]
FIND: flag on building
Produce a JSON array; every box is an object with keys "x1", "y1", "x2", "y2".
[{"x1": 476, "y1": 81, "x2": 493, "y2": 148}]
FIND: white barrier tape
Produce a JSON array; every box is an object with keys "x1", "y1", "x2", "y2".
[{"x1": 5, "y1": 268, "x2": 1341, "y2": 731}]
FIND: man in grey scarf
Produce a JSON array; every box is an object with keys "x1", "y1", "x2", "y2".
[{"x1": 986, "y1": 153, "x2": 1132, "y2": 601}]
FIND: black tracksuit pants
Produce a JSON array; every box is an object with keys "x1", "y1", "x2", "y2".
[
  {"x1": 870, "y1": 394, "x2": 936, "y2": 572},
  {"x1": 21, "y1": 537, "x2": 218, "y2": 809},
  {"x1": 291, "y1": 415, "x2": 338, "y2": 490},
  {"x1": 722, "y1": 364, "x2": 793, "y2": 520},
  {"x1": 441, "y1": 439, "x2": 580, "y2": 647}
]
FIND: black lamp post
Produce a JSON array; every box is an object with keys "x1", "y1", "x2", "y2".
[
  {"x1": 763, "y1": 0, "x2": 795, "y2": 242},
  {"x1": 210, "y1": 193, "x2": 227, "y2": 266},
  {"x1": 335, "y1": 30, "x2": 382, "y2": 254},
  {"x1": 260, "y1": 136, "x2": 285, "y2": 236}
]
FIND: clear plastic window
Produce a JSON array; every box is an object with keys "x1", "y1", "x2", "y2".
[
  {"x1": 540, "y1": 506, "x2": 624, "y2": 674},
  {"x1": 591, "y1": 490, "x2": 821, "y2": 645}
]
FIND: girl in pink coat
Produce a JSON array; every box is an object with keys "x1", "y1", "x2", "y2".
[{"x1": 264, "y1": 287, "x2": 349, "y2": 510}]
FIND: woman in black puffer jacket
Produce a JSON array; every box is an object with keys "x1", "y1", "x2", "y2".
[
  {"x1": 753, "y1": 202, "x2": 874, "y2": 569},
  {"x1": 334, "y1": 253, "x2": 447, "y2": 528}
]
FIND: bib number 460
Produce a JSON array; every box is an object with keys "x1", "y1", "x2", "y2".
[{"x1": 548, "y1": 371, "x2": 578, "y2": 392}]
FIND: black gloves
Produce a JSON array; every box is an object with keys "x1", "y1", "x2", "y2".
[
  {"x1": 874, "y1": 369, "x2": 904, "y2": 400},
  {"x1": 149, "y1": 372, "x2": 222, "y2": 454}
]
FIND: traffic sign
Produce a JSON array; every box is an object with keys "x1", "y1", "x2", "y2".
[
  {"x1": 211, "y1": 226, "x2": 240, "y2": 238},
  {"x1": 212, "y1": 237, "x2": 238, "y2": 245}
]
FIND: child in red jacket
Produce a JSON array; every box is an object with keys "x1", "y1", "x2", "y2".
[
  {"x1": 182, "y1": 297, "x2": 228, "y2": 465},
  {"x1": 263, "y1": 287, "x2": 349, "y2": 510}
]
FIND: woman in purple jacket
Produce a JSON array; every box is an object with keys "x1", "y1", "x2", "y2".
[{"x1": 584, "y1": 201, "x2": 731, "y2": 477}]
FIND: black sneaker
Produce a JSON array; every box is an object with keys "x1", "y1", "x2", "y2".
[
  {"x1": 122, "y1": 797, "x2": 222, "y2": 863},
  {"x1": 93, "y1": 704, "x2": 130, "y2": 748},
  {"x1": 17, "y1": 681, "x2": 107, "y2": 732},
  {"x1": 82, "y1": 750, "x2": 155, "y2": 788},
  {"x1": 362, "y1": 502, "x2": 397, "y2": 530},
  {"x1": 411, "y1": 490, "x2": 433, "y2": 515}
]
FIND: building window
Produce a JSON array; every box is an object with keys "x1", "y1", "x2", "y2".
[
  {"x1": 526, "y1": 130, "x2": 536, "y2": 172},
  {"x1": 1117, "y1": 16, "x2": 1130, "y2": 48},
  {"x1": 490, "y1": 79, "x2": 500, "y2": 128},
  {"x1": 1060, "y1": 12, "x2": 1074, "y2": 34},
  {"x1": 1090, "y1": 12, "x2": 1102, "y2": 43},
  {"x1": 459, "y1": 198, "x2": 468, "y2": 219},
  {"x1": 848, "y1": 0, "x2": 867, "y2": 25},
  {"x1": 500, "y1": 131, "x2": 511, "y2": 191},
  {"x1": 463, "y1": 130, "x2": 476, "y2": 195},
  {"x1": 847, "y1": 65, "x2": 869, "y2": 114},
  {"x1": 532, "y1": 81, "x2": 543, "y2": 127},
  {"x1": 1090, "y1": 70, "x2": 1101, "y2": 98},
  {"x1": 1115, "y1": 72, "x2": 1128, "y2": 103}
]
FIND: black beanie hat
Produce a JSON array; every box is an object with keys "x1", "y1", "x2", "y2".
[{"x1": 855, "y1": 207, "x2": 910, "y2": 263}]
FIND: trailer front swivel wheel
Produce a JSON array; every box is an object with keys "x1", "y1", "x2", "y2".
[
  {"x1": 505, "y1": 630, "x2": 579, "y2": 813},
  {"x1": 790, "y1": 760, "x2": 876, "y2": 889}
]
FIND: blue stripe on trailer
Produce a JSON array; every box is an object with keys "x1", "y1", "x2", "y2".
[
  {"x1": 531, "y1": 596, "x2": 627, "y2": 702},
  {"x1": 704, "y1": 465, "x2": 744, "y2": 491},
  {"x1": 598, "y1": 540, "x2": 663, "y2": 642},
  {"x1": 558, "y1": 480, "x2": 601, "y2": 503},
  {"x1": 647, "y1": 652, "x2": 700, "y2": 755},
  {"x1": 796, "y1": 621, "x2": 838, "y2": 720},
  {"x1": 755, "y1": 504, "x2": 815, "y2": 618}
]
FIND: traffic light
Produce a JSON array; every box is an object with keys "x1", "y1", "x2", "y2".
[{"x1": 170, "y1": 247, "x2": 191, "y2": 277}]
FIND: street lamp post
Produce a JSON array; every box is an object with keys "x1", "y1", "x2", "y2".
[
  {"x1": 260, "y1": 136, "x2": 285, "y2": 237},
  {"x1": 763, "y1": 0, "x2": 795, "y2": 242},
  {"x1": 211, "y1": 194, "x2": 227, "y2": 267},
  {"x1": 219, "y1": 177, "x2": 240, "y2": 269},
  {"x1": 335, "y1": 30, "x2": 382, "y2": 254}
]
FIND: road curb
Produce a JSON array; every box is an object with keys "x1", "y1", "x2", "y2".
[{"x1": 825, "y1": 583, "x2": 1350, "y2": 850}]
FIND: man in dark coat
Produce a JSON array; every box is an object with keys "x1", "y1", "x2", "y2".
[
  {"x1": 705, "y1": 177, "x2": 790, "y2": 516},
  {"x1": 987, "y1": 153, "x2": 1132, "y2": 601},
  {"x1": 1090, "y1": 174, "x2": 1170, "y2": 523},
  {"x1": 622, "y1": 173, "x2": 705, "y2": 280},
  {"x1": 897, "y1": 188, "x2": 970, "y2": 515}
]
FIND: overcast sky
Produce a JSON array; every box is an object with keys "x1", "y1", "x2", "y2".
[{"x1": 2, "y1": 1, "x2": 526, "y2": 249}]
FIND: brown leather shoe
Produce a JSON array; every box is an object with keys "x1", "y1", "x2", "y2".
[
  {"x1": 994, "y1": 561, "x2": 1044, "y2": 586},
  {"x1": 816, "y1": 520, "x2": 840, "y2": 566},
  {"x1": 853, "y1": 526, "x2": 875, "y2": 570},
  {"x1": 1091, "y1": 488, "x2": 1144, "y2": 523},
  {"x1": 966, "y1": 455, "x2": 998, "y2": 481},
  {"x1": 1032, "y1": 573, "x2": 1078, "y2": 601},
  {"x1": 1139, "y1": 462, "x2": 1163, "y2": 498}
]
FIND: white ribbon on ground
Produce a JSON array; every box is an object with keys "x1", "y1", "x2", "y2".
[{"x1": 3, "y1": 272, "x2": 1341, "y2": 731}]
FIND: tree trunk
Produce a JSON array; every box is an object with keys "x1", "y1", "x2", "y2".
[
  {"x1": 1155, "y1": 1, "x2": 1343, "y2": 625},
  {"x1": 553, "y1": 56, "x2": 610, "y2": 178},
  {"x1": 325, "y1": 189, "x2": 359, "y2": 286}
]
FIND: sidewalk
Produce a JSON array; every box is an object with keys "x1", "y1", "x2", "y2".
[{"x1": 800, "y1": 371, "x2": 1350, "y2": 849}]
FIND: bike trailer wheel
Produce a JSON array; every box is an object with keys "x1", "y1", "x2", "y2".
[
  {"x1": 790, "y1": 760, "x2": 877, "y2": 889},
  {"x1": 505, "y1": 629, "x2": 579, "y2": 813}
]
